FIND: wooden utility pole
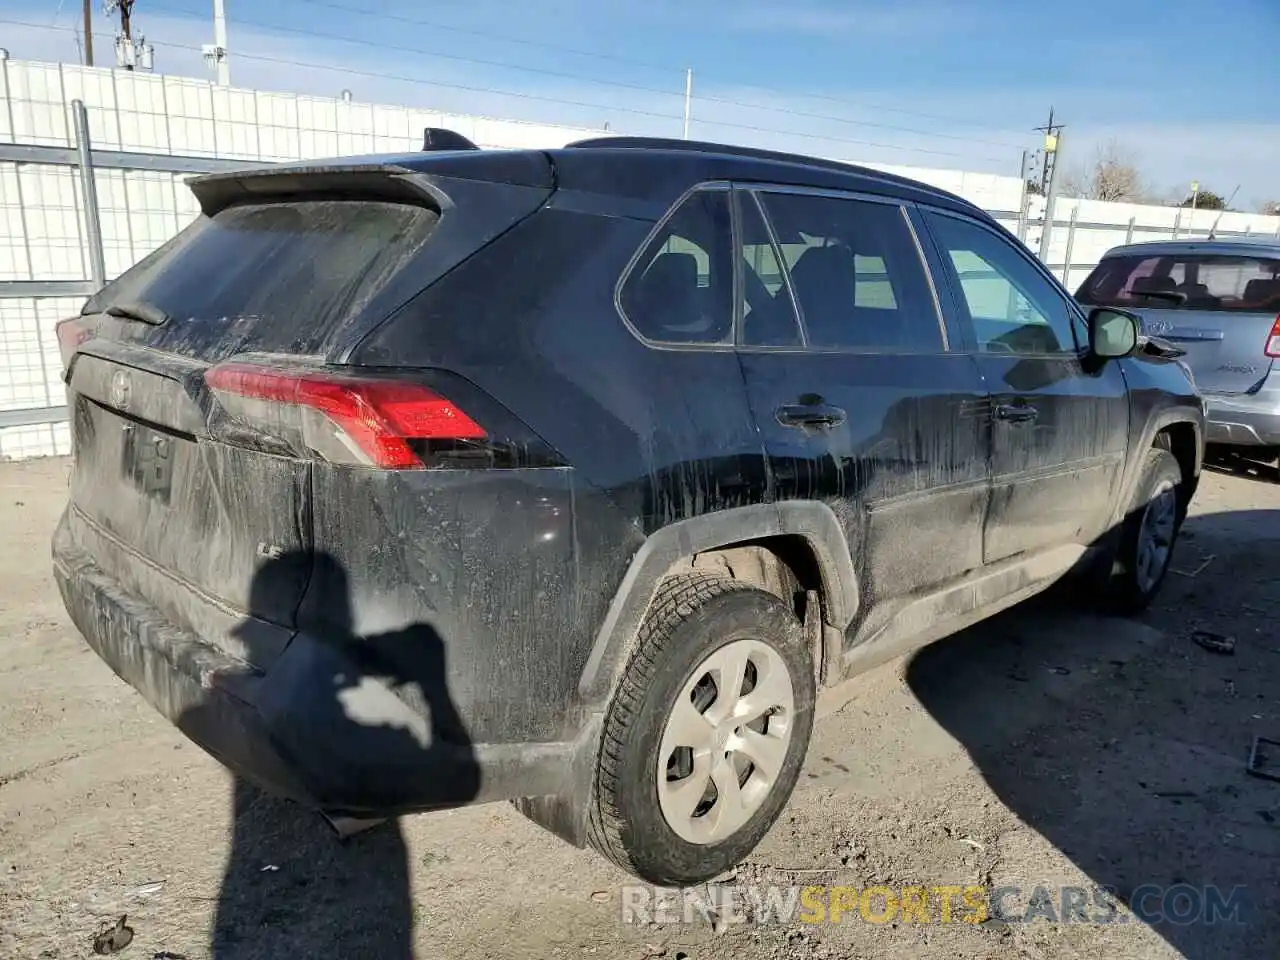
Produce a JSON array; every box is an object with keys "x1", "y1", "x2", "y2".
[
  {"x1": 82, "y1": 0, "x2": 94, "y2": 66},
  {"x1": 121, "y1": 0, "x2": 134, "y2": 44}
]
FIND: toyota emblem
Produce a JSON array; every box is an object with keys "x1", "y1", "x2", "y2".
[{"x1": 110, "y1": 370, "x2": 132, "y2": 411}]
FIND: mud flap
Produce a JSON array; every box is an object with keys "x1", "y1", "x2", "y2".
[{"x1": 509, "y1": 714, "x2": 603, "y2": 849}]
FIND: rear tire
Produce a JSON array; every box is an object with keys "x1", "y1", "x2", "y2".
[
  {"x1": 587, "y1": 572, "x2": 815, "y2": 886},
  {"x1": 1105, "y1": 448, "x2": 1185, "y2": 615}
]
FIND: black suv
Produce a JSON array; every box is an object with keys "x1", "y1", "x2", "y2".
[{"x1": 52, "y1": 133, "x2": 1205, "y2": 886}]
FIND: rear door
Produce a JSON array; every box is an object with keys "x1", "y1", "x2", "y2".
[
  {"x1": 733, "y1": 185, "x2": 990, "y2": 620},
  {"x1": 1076, "y1": 250, "x2": 1280, "y2": 395}
]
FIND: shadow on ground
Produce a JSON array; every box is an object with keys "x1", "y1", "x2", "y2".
[
  {"x1": 178, "y1": 551, "x2": 480, "y2": 960},
  {"x1": 1204, "y1": 447, "x2": 1280, "y2": 485},
  {"x1": 906, "y1": 507, "x2": 1280, "y2": 959}
]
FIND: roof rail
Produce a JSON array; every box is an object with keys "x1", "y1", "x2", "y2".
[
  {"x1": 565, "y1": 135, "x2": 887, "y2": 177},
  {"x1": 423, "y1": 127, "x2": 479, "y2": 151}
]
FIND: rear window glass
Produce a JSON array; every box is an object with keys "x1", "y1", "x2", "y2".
[
  {"x1": 1076, "y1": 252, "x2": 1280, "y2": 312},
  {"x1": 86, "y1": 200, "x2": 439, "y2": 354}
]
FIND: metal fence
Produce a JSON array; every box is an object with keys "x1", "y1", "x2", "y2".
[
  {"x1": 2, "y1": 97, "x2": 1279, "y2": 450},
  {"x1": 0, "y1": 99, "x2": 260, "y2": 433}
]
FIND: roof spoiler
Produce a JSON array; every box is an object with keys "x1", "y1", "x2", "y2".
[
  {"x1": 423, "y1": 127, "x2": 479, "y2": 151},
  {"x1": 187, "y1": 163, "x2": 438, "y2": 217}
]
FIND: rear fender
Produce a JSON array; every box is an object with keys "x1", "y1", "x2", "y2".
[
  {"x1": 517, "y1": 501, "x2": 856, "y2": 849},
  {"x1": 576, "y1": 500, "x2": 858, "y2": 710}
]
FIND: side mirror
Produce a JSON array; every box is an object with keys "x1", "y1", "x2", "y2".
[{"x1": 1088, "y1": 307, "x2": 1139, "y2": 359}]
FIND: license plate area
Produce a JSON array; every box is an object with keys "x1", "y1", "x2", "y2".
[{"x1": 121, "y1": 423, "x2": 175, "y2": 504}]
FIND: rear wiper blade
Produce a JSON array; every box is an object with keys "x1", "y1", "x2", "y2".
[{"x1": 104, "y1": 300, "x2": 170, "y2": 325}]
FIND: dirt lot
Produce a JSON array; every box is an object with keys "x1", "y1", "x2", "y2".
[{"x1": 2, "y1": 455, "x2": 1279, "y2": 960}]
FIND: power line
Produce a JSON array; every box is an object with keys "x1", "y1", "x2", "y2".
[
  {"x1": 294, "y1": 0, "x2": 678, "y2": 75},
  {"x1": 0, "y1": 17, "x2": 1011, "y2": 165},
  {"x1": 284, "y1": 0, "x2": 1034, "y2": 141},
  {"x1": 143, "y1": 0, "x2": 1026, "y2": 151}
]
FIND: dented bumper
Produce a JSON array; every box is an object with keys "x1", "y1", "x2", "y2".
[{"x1": 52, "y1": 510, "x2": 576, "y2": 817}]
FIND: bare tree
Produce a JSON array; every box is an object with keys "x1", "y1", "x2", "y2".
[
  {"x1": 1060, "y1": 140, "x2": 1147, "y2": 202},
  {"x1": 1262, "y1": 200, "x2": 1280, "y2": 217}
]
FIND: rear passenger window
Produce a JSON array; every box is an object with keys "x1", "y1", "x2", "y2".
[
  {"x1": 750, "y1": 192, "x2": 942, "y2": 352},
  {"x1": 619, "y1": 189, "x2": 734, "y2": 345}
]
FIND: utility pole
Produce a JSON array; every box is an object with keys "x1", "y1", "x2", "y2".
[
  {"x1": 203, "y1": 0, "x2": 230, "y2": 85},
  {"x1": 1033, "y1": 107, "x2": 1065, "y2": 195},
  {"x1": 106, "y1": 0, "x2": 153, "y2": 71},
  {"x1": 119, "y1": 0, "x2": 133, "y2": 68},
  {"x1": 1033, "y1": 108, "x2": 1065, "y2": 261},
  {"x1": 82, "y1": 0, "x2": 94, "y2": 66}
]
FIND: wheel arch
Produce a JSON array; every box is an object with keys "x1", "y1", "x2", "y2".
[
  {"x1": 1113, "y1": 407, "x2": 1204, "y2": 527},
  {"x1": 576, "y1": 501, "x2": 858, "y2": 710}
]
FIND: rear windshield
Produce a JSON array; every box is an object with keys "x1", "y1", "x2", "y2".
[
  {"x1": 1076, "y1": 252, "x2": 1280, "y2": 312},
  {"x1": 84, "y1": 199, "x2": 439, "y2": 354}
]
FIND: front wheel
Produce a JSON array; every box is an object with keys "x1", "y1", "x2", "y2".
[
  {"x1": 587, "y1": 572, "x2": 815, "y2": 886},
  {"x1": 1107, "y1": 447, "x2": 1185, "y2": 615}
]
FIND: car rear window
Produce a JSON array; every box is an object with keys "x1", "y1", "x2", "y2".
[
  {"x1": 85, "y1": 199, "x2": 439, "y2": 355},
  {"x1": 1076, "y1": 252, "x2": 1280, "y2": 312}
]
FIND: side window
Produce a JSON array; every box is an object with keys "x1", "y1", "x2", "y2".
[
  {"x1": 618, "y1": 189, "x2": 734, "y2": 345},
  {"x1": 752, "y1": 192, "x2": 942, "y2": 352},
  {"x1": 923, "y1": 210, "x2": 1079, "y2": 356},
  {"x1": 738, "y1": 192, "x2": 802, "y2": 347}
]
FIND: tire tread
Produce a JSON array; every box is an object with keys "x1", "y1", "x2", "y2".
[{"x1": 585, "y1": 571, "x2": 756, "y2": 875}]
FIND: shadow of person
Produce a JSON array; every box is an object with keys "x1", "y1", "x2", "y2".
[
  {"x1": 904, "y1": 508, "x2": 1280, "y2": 959},
  {"x1": 177, "y1": 550, "x2": 481, "y2": 959}
]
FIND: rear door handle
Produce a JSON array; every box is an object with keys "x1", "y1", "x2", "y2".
[
  {"x1": 775, "y1": 403, "x2": 847, "y2": 429},
  {"x1": 994, "y1": 403, "x2": 1038, "y2": 424}
]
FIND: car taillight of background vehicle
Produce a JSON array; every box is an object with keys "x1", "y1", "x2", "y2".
[
  {"x1": 1265, "y1": 316, "x2": 1280, "y2": 358},
  {"x1": 55, "y1": 317, "x2": 94, "y2": 374},
  {"x1": 204, "y1": 361, "x2": 488, "y2": 469}
]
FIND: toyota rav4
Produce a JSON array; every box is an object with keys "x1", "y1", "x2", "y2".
[{"x1": 53, "y1": 133, "x2": 1204, "y2": 886}]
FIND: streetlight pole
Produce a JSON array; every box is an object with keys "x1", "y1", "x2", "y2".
[{"x1": 682, "y1": 68, "x2": 693, "y2": 139}]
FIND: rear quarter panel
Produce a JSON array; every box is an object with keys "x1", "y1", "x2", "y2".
[
  {"x1": 304, "y1": 464, "x2": 642, "y2": 743},
  {"x1": 347, "y1": 206, "x2": 770, "y2": 739}
]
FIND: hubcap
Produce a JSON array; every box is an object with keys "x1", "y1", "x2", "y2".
[
  {"x1": 1136, "y1": 479, "x2": 1177, "y2": 594},
  {"x1": 656, "y1": 638, "x2": 795, "y2": 845}
]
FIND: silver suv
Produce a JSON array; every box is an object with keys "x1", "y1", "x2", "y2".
[{"x1": 1077, "y1": 239, "x2": 1280, "y2": 455}]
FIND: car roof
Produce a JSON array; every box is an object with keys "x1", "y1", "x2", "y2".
[
  {"x1": 190, "y1": 133, "x2": 992, "y2": 224},
  {"x1": 1100, "y1": 238, "x2": 1280, "y2": 259},
  {"x1": 558, "y1": 137, "x2": 989, "y2": 220}
]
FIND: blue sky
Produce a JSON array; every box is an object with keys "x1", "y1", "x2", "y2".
[{"x1": 4, "y1": 0, "x2": 1279, "y2": 206}]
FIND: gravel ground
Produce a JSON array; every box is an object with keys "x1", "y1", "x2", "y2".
[{"x1": 2, "y1": 454, "x2": 1278, "y2": 960}]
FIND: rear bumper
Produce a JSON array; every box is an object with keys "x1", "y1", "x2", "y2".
[
  {"x1": 1204, "y1": 393, "x2": 1280, "y2": 447},
  {"x1": 52, "y1": 510, "x2": 577, "y2": 817}
]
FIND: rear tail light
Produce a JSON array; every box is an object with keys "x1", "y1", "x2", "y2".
[
  {"x1": 1266, "y1": 315, "x2": 1280, "y2": 358},
  {"x1": 55, "y1": 316, "x2": 94, "y2": 374},
  {"x1": 205, "y1": 362, "x2": 487, "y2": 469}
]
